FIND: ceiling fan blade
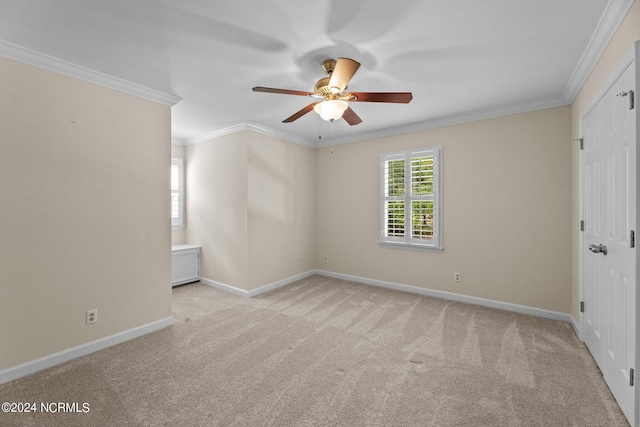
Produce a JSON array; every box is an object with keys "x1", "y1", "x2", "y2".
[
  {"x1": 342, "y1": 106, "x2": 362, "y2": 126},
  {"x1": 328, "y1": 58, "x2": 360, "y2": 94},
  {"x1": 347, "y1": 92, "x2": 413, "y2": 103},
  {"x1": 283, "y1": 102, "x2": 319, "y2": 123},
  {"x1": 253, "y1": 86, "x2": 314, "y2": 97}
]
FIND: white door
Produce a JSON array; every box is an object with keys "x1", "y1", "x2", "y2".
[{"x1": 582, "y1": 55, "x2": 636, "y2": 425}]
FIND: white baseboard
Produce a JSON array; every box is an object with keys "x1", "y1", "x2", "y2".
[
  {"x1": 0, "y1": 317, "x2": 174, "y2": 385},
  {"x1": 314, "y1": 270, "x2": 573, "y2": 324},
  {"x1": 570, "y1": 315, "x2": 580, "y2": 338},
  {"x1": 203, "y1": 269, "x2": 574, "y2": 326},
  {"x1": 200, "y1": 270, "x2": 316, "y2": 298},
  {"x1": 199, "y1": 277, "x2": 249, "y2": 297}
]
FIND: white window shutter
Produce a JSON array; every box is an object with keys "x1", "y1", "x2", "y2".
[
  {"x1": 380, "y1": 147, "x2": 442, "y2": 252},
  {"x1": 171, "y1": 157, "x2": 184, "y2": 228}
]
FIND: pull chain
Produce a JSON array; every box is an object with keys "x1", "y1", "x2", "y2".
[{"x1": 330, "y1": 118, "x2": 334, "y2": 144}]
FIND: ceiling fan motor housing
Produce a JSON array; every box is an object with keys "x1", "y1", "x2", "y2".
[
  {"x1": 315, "y1": 59, "x2": 339, "y2": 96},
  {"x1": 314, "y1": 77, "x2": 332, "y2": 96}
]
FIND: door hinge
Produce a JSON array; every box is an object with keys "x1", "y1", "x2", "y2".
[
  {"x1": 580, "y1": 301, "x2": 584, "y2": 313},
  {"x1": 580, "y1": 220, "x2": 584, "y2": 232},
  {"x1": 617, "y1": 90, "x2": 635, "y2": 110},
  {"x1": 631, "y1": 368, "x2": 635, "y2": 386},
  {"x1": 631, "y1": 230, "x2": 635, "y2": 248},
  {"x1": 577, "y1": 138, "x2": 584, "y2": 150}
]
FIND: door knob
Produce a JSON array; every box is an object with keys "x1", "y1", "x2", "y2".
[{"x1": 588, "y1": 244, "x2": 608, "y2": 255}]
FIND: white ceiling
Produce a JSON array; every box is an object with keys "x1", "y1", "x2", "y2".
[{"x1": 0, "y1": 0, "x2": 633, "y2": 145}]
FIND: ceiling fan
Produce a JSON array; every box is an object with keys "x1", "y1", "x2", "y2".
[{"x1": 252, "y1": 57, "x2": 412, "y2": 126}]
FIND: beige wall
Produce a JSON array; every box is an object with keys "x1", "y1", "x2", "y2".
[
  {"x1": 186, "y1": 131, "x2": 249, "y2": 289},
  {"x1": 316, "y1": 107, "x2": 572, "y2": 313},
  {"x1": 185, "y1": 130, "x2": 316, "y2": 292},
  {"x1": 0, "y1": 57, "x2": 172, "y2": 370},
  {"x1": 247, "y1": 132, "x2": 316, "y2": 290},
  {"x1": 171, "y1": 143, "x2": 186, "y2": 245},
  {"x1": 570, "y1": 2, "x2": 640, "y2": 321}
]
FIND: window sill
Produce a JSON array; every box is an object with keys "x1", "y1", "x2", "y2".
[{"x1": 379, "y1": 241, "x2": 443, "y2": 253}]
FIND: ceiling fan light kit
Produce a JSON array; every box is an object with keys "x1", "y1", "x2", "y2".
[
  {"x1": 252, "y1": 57, "x2": 412, "y2": 126},
  {"x1": 313, "y1": 99, "x2": 349, "y2": 121}
]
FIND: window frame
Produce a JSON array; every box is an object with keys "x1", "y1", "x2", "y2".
[
  {"x1": 171, "y1": 157, "x2": 185, "y2": 230},
  {"x1": 379, "y1": 146, "x2": 443, "y2": 253}
]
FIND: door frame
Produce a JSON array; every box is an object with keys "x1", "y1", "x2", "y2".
[{"x1": 578, "y1": 41, "x2": 639, "y2": 426}]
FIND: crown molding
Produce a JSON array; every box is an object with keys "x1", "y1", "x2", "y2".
[
  {"x1": 180, "y1": 95, "x2": 569, "y2": 148},
  {"x1": 563, "y1": 0, "x2": 635, "y2": 103},
  {"x1": 245, "y1": 122, "x2": 314, "y2": 147},
  {"x1": 181, "y1": 123, "x2": 248, "y2": 145},
  {"x1": 317, "y1": 96, "x2": 570, "y2": 147},
  {"x1": 172, "y1": 138, "x2": 190, "y2": 146},
  {"x1": 0, "y1": 39, "x2": 181, "y2": 106},
  {"x1": 181, "y1": 121, "x2": 314, "y2": 147},
  {"x1": 180, "y1": 94, "x2": 569, "y2": 148}
]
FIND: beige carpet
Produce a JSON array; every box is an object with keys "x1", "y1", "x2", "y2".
[{"x1": 0, "y1": 275, "x2": 629, "y2": 426}]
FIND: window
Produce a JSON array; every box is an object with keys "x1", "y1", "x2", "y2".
[
  {"x1": 171, "y1": 157, "x2": 184, "y2": 229},
  {"x1": 380, "y1": 147, "x2": 442, "y2": 252}
]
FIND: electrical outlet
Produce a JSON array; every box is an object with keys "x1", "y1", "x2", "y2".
[
  {"x1": 86, "y1": 309, "x2": 98, "y2": 325},
  {"x1": 324, "y1": 255, "x2": 329, "y2": 263},
  {"x1": 454, "y1": 272, "x2": 461, "y2": 282}
]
